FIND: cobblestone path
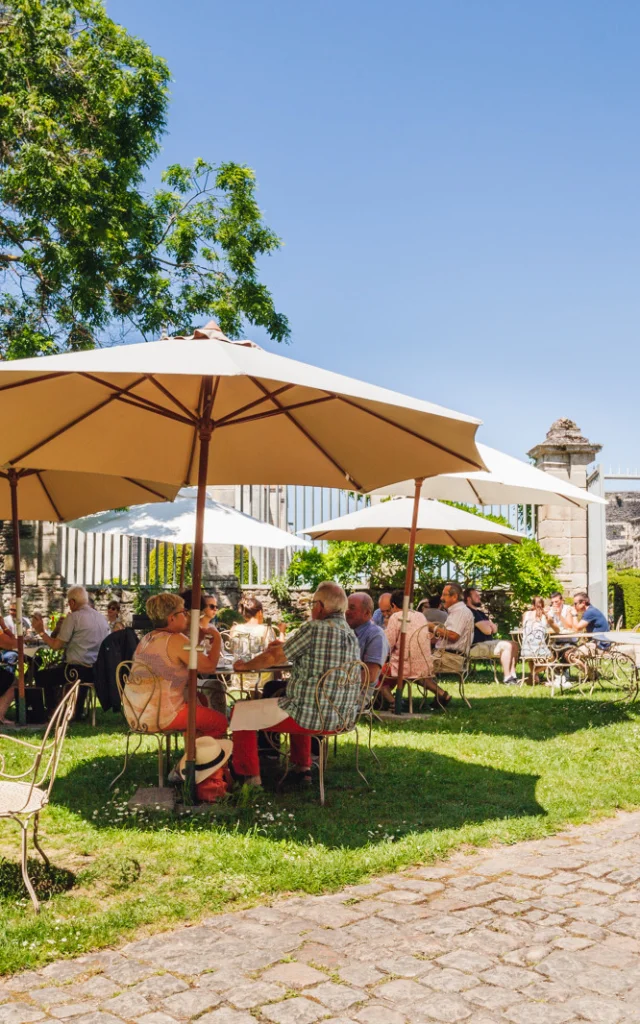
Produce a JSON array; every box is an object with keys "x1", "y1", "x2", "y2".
[{"x1": 4, "y1": 811, "x2": 640, "y2": 1023}]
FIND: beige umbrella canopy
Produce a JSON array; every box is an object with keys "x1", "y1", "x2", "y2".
[
  {"x1": 0, "y1": 322, "x2": 485, "y2": 786},
  {"x1": 0, "y1": 469, "x2": 178, "y2": 724}
]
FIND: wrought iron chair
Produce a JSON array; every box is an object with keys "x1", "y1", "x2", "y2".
[
  {"x1": 63, "y1": 664, "x2": 97, "y2": 727},
  {"x1": 270, "y1": 660, "x2": 370, "y2": 805},
  {"x1": 111, "y1": 661, "x2": 182, "y2": 789},
  {"x1": 432, "y1": 640, "x2": 472, "y2": 708},
  {"x1": 404, "y1": 624, "x2": 439, "y2": 713},
  {"x1": 0, "y1": 681, "x2": 79, "y2": 912}
]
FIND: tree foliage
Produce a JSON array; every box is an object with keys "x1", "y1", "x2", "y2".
[
  {"x1": 0, "y1": 0, "x2": 289, "y2": 357},
  {"x1": 288, "y1": 508, "x2": 561, "y2": 625}
]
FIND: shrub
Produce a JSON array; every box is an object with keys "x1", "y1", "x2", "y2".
[{"x1": 609, "y1": 568, "x2": 640, "y2": 628}]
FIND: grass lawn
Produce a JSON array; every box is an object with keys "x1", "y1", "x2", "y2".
[{"x1": 1, "y1": 678, "x2": 640, "y2": 975}]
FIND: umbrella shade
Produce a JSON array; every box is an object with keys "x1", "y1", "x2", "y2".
[
  {"x1": 0, "y1": 324, "x2": 484, "y2": 490},
  {"x1": 371, "y1": 443, "x2": 607, "y2": 508},
  {"x1": 67, "y1": 488, "x2": 311, "y2": 549},
  {"x1": 0, "y1": 470, "x2": 178, "y2": 522},
  {"x1": 304, "y1": 497, "x2": 524, "y2": 546}
]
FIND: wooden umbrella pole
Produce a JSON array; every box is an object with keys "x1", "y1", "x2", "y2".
[
  {"x1": 394, "y1": 478, "x2": 423, "y2": 715},
  {"x1": 8, "y1": 471, "x2": 26, "y2": 726},
  {"x1": 185, "y1": 377, "x2": 214, "y2": 801}
]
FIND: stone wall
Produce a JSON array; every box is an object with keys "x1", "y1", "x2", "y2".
[{"x1": 606, "y1": 493, "x2": 640, "y2": 569}]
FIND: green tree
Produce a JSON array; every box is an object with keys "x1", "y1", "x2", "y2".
[{"x1": 0, "y1": 0, "x2": 289, "y2": 358}]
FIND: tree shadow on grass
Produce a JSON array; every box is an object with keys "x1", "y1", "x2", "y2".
[{"x1": 54, "y1": 741, "x2": 545, "y2": 851}]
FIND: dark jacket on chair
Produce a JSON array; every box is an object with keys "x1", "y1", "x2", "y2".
[{"x1": 93, "y1": 628, "x2": 139, "y2": 712}]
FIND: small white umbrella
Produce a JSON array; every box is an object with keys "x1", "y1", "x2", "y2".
[
  {"x1": 371, "y1": 443, "x2": 607, "y2": 507},
  {"x1": 305, "y1": 498, "x2": 523, "y2": 710},
  {"x1": 304, "y1": 497, "x2": 524, "y2": 545}
]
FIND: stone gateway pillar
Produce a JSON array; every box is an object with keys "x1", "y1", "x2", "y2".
[{"x1": 527, "y1": 419, "x2": 602, "y2": 595}]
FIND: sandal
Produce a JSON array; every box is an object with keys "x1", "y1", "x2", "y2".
[{"x1": 430, "y1": 692, "x2": 452, "y2": 713}]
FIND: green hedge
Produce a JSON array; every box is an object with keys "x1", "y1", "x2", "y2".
[{"x1": 609, "y1": 568, "x2": 640, "y2": 628}]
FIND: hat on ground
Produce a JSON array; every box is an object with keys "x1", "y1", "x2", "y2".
[{"x1": 178, "y1": 736, "x2": 233, "y2": 784}]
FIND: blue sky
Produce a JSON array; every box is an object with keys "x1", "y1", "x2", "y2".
[{"x1": 108, "y1": 0, "x2": 639, "y2": 482}]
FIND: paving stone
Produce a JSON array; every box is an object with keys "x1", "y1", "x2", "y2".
[
  {"x1": 135, "y1": 1015, "x2": 182, "y2": 1024},
  {"x1": 28, "y1": 989, "x2": 75, "y2": 1008},
  {"x1": 259, "y1": 996, "x2": 327, "y2": 1024},
  {"x1": 157, "y1": 990, "x2": 222, "y2": 1019},
  {"x1": 262, "y1": 962, "x2": 327, "y2": 988},
  {"x1": 338, "y1": 964, "x2": 383, "y2": 987},
  {"x1": 376, "y1": 955, "x2": 432, "y2": 979},
  {"x1": 406, "y1": 992, "x2": 472, "y2": 1022},
  {"x1": 185, "y1": 1012, "x2": 254, "y2": 1024},
  {"x1": 52, "y1": 1006, "x2": 100, "y2": 1021},
  {"x1": 465, "y1": 985, "x2": 524, "y2": 1011},
  {"x1": 310, "y1": 982, "x2": 364, "y2": 1011},
  {"x1": 100, "y1": 992, "x2": 153, "y2": 1018},
  {"x1": 103, "y1": 963, "x2": 158, "y2": 986},
  {"x1": 226, "y1": 981, "x2": 284, "y2": 1010},
  {"x1": 375, "y1": 979, "x2": 428, "y2": 1006},
  {"x1": 353, "y1": 1005, "x2": 408, "y2": 1024},
  {"x1": 434, "y1": 950, "x2": 494, "y2": 974},
  {"x1": 420, "y1": 968, "x2": 477, "y2": 993},
  {"x1": 296, "y1": 943, "x2": 346, "y2": 968},
  {"x1": 0, "y1": 1007, "x2": 45, "y2": 1024},
  {"x1": 72, "y1": 979, "x2": 121, "y2": 1001},
  {"x1": 69, "y1": 1015, "x2": 127, "y2": 1024},
  {"x1": 478, "y1": 965, "x2": 538, "y2": 990},
  {"x1": 563, "y1": 996, "x2": 627, "y2": 1024},
  {"x1": 128, "y1": 977, "x2": 189, "y2": 1001},
  {"x1": 503, "y1": 1004, "x2": 575, "y2": 1024}
]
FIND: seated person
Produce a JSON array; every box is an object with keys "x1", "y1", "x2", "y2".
[
  {"x1": 417, "y1": 594, "x2": 447, "y2": 625},
  {"x1": 0, "y1": 627, "x2": 18, "y2": 723},
  {"x1": 179, "y1": 588, "x2": 219, "y2": 639},
  {"x1": 546, "y1": 591, "x2": 576, "y2": 634},
  {"x1": 0, "y1": 601, "x2": 30, "y2": 669},
  {"x1": 345, "y1": 592, "x2": 390, "y2": 697},
  {"x1": 570, "y1": 591, "x2": 610, "y2": 657},
  {"x1": 465, "y1": 587, "x2": 519, "y2": 684},
  {"x1": 426, "y1": 582, "x2": 475, "y2": 708},
  {"x1": 229, "y1": 581, "x2": 360, "y2": 787},
  {"x1": 125, "y1": 593, "x2": 226, "y2": 738},
  {"x1": 521, "y1": 597, "x2": 552, "y2": 683},
  {"x1": 378, "y1": 590, "x2": 430, "y2": 707},
  {"x1": 106, "y1": 600, "x2": 126, "y2": 632},
  {"x1": 228, "y1": 597, "x2": 276, "y2": 692},
  {"x1": 372, "y1": 592, "x2": 392, "y2": 628},
  {"x1": 32, "y1": 586, "x2": 110, "y2": 720}
]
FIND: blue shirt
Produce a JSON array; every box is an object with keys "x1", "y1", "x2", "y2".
[
  {"x1": 581, "y1": 605, "x2": 610, "y2": 647},
  {"x1": 354, "y1": 619, "x2": 390, "y2": 690},
  {"x1": 372, "y1": 608, "x2": 384, "y2": 627}
]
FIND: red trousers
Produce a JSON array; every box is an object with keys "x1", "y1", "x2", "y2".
[
  {"x1": 164, "y1": 704, "x2": 227, "y2": 738},
  {"x1": 231, "y1": 715, "x2": 314, "y2": 777}
]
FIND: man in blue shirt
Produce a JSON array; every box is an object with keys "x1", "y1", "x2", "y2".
[
  {"x1": 573, "y1": 592, "x2": 610, "y2": 648},
  {"x1": 372, "y1": 592, "x2": 392, "y2": 629},
  {"x1": 346, "y1": 592, "x2": 390, "y2": 696}
]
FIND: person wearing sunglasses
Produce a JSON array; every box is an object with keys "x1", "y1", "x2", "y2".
[
  {"x1": 124, "y1": 593, "x2": 226, "y2": 740},
  {"x1": 179, "y1": 589, "x2": 219, "y2": 637}
]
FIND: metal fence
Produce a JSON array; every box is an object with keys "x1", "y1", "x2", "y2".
[{"x1": 56, "y1": 489, "x2": 537, "y2": 589}]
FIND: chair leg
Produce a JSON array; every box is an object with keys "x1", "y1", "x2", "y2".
[
  {"x1": 459, "y1": 673, "x2": 472, "y2": 708},
  {"x1": 318, "y1": 739, "x2": 326, "y2": 806},
  {"x1": 32, "y1": 813, "x2": 50, "y2": 868},
  {"x1": 367, "y1": 715, "x2": 381, "y2": 767},
  {"x1": 156, "y1": 735, "x2": 164, "y2": 788},
  {"x1": 20, "y1": 823, "x2": 40, "y2": 913},
  {"x1": 354, "y1": 728, "x2": 370, "y2": 788},
  {"x1": 110, "y1": 731, "x2": 134, "y2": 788},
  {"x1": 91, "y1": 686, "x2": 96, "y2": 728}
]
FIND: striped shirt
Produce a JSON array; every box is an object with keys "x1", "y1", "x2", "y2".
[{"x1": 280, "y1": 613, "x2": 360, "y2": 731}]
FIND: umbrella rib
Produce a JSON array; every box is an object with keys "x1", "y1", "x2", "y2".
[
  {"x1": 122, "y1": 478, "x2": 172, "y2": 502},
  {"x1": 218, "y1": 395, "x2": 334, "y2": 429},
  {"x1": 115, "y1": 394, "x2": 194, "y2": 426},
  {"x1": 445, "y1": 532, "x2": 460, "y2": 545},
  {"x1": 35, "y1": 472, "x2": 62, "y2": 521},
  {"x1": 145, "y1": 376, "x2": 199, "y2": 423},
  {"x1": 468, "y1": 481, "x2": 484, "y2": 504},
  {"x1": 77, "y1": 374, "x2": 195, "y2": 425},
  {"x1": 0, "y1": 372, "x2": 66, "y2": 394},
  {"x1": 248, "y1": 377, "x2": 363, "y2": 490},
  {"x1": 184, "y1": 378, "x2": 206, "y2": 485},
  {"x1": 214, "y1": 384, "x2": 296, "y2": 426},
  {"x1": 8, "y1": 376, "x2": 149, "y2": 466},
  {"x1": 335, "y1": 396, "x2": 485, "y2": 470}
]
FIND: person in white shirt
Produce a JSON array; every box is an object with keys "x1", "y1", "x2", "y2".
[
  {"x1": 426, "y1": 582, "x2": 475, "y2": 709},
  {"x1": 32, "y1": 586, "x2": 109, "y2": 720}
]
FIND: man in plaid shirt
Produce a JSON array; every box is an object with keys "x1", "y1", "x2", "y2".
[{"x1": 230, "y1": 582, "x2": 360, "y2": 787}]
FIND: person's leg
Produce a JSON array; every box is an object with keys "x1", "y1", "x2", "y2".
[
  {"x1": 0, "y1": 677, "x2": 16, "y2": 723},
  {"x1": 229, "y1": 698, "x2": 288, "y2": 784},
  {"x1": 165, "y1": 704, "x2": 228, "y2": 739},
  {"x1": 36, "y1": 663, "x2": 66, "y2": 718}
]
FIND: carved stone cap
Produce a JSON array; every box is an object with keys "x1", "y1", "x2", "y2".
[{"x1": 528, "y1": 418, "x2": 602, "y2": 460}]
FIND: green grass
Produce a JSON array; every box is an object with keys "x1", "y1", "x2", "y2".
[{"x1": 1, "y1": 678, "x2": 640, "y2": 975}]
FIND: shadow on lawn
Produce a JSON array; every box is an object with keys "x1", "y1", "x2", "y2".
[{"x1": 54, "y1": 738, "x2": 545, "y2": 850}]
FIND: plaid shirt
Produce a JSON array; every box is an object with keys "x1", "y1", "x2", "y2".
[{"x1": 280, "y1": 613, "x2": 361, "y2": 731}]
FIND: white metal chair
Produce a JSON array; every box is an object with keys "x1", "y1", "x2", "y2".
[
  {"x1": 63, "y1": 664, "x2": 97, "y2": 726},
  {"x1": 111, "y1": 661, "x2": 182, "y2": 789},
  {"x1": 432, "y1": 643, "x2": 472, "y2": 708},
  {"x1": 0, "y1": 681, "x2": 79, "y2": 912}
]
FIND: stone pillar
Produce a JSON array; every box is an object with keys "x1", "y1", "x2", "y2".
[{"x1": 527, "y1": 419, "x2": 601, "y2": 595}]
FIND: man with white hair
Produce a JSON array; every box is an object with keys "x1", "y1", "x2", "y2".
[
  {"x1": 230, "y1": 581, "x2": 360, "y2": 788},
  {"x1": 32, "y1": 586, "x2": 109, "y2": 720}
]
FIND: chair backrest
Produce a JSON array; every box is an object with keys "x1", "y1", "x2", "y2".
[
  {"x1": 0, "y1": 682, "x2": 80, "y2": 810},
  {"x1": 521, "y1": 618, "x2": 551, "y2": 658},
  {"x1": 633, "y1": 622, "x2": 640, "y2": 633},
  {"x1": 616, "y1": 615, "x2": 624, "y2": 631},
  {"x1": 314, "y1": 660, "x2": 369, "y2": 734},
  {"x1": 115, "y1": 659, "x2": 164, "y2": 734},
  {"x1": 406, "y1": 624, "x2": 433, "y2": 678}
]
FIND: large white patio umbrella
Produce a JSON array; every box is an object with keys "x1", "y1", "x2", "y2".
[
  {"x1": 371, "y1": 442, "x2": 608, "y2": 508},
  {"x1": 305, "y1": 498, "x2": 523, "y2": 710},
  {"x1": 67, "y1": 487, "x2": 311, "y2": 588},
  {"x1": 0, "y1": 470, "x2": 178, "y2": 723},
  {"x1": 0, "y1": 322, "x2": 485, "y2": 790}
]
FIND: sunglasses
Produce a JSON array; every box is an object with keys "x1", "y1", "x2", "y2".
[{"x1": 204, "y1": 602, "x2": 218, "y2": 609}]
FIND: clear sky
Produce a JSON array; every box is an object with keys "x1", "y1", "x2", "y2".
[{"x1": 108, "y1": 0, "x2": 639, "y2": 482}]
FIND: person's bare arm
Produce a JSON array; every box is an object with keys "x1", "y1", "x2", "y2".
[
  {"x1": 31, "y1": 613, "x2": 65, "y2": 651},
  {"x1": 475, "y1": 619, "x2": 494, "y2": 636},
  {"x1": 0, "y1": 632, "x2": 17, "y2": 651},
  {"x1": 428, "y1": 622, "x2": 461, "y2": 644},
  {"x1": 364, "y1": 662, "x2": 382, "y2": 687},
  {"x1": 233, "y1": 644, "x2": 288, "y2": 672},
  {"x1": 174, "y1": 630, "x2": 222, "y2": 672}
]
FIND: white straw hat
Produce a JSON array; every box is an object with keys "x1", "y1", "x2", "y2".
[{"x1": 178, "y1": 736, "x2": 233, "y2": 784}]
